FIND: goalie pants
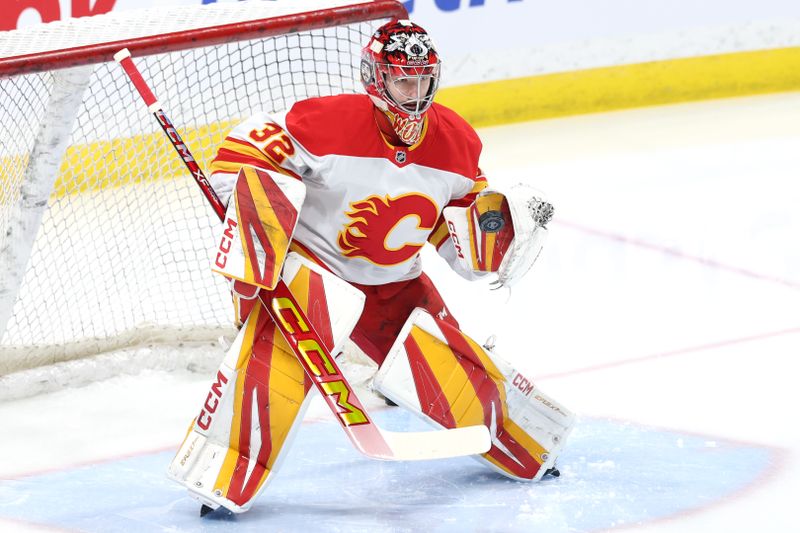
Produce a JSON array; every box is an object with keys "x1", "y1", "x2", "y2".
[
  {"x1": 349, "y1": 273, "x2": 459, "y2": 366},
  {"x1": 235, "y1": 270, "x2": 459, "y2": 367}
]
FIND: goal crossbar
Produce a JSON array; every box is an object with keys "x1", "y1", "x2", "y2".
[{"x1": 0, "y1": 0, "x2": 406, "y2": 76}]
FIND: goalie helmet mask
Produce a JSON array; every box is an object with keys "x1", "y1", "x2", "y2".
[{"x1": 361, "y1": 19, "x2": 441, "y2": 145}]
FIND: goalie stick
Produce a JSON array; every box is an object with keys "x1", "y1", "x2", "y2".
[{"x1": 114, "y1": 48, "x2": 491, "y2": 461}]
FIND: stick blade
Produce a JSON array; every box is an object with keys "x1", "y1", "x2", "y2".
[{"x1": 379, "y1": 424, "x2": 491, "y2": 461}]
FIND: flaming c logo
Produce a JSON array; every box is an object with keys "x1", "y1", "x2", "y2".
[{"x1": 338, "y1": 193, "x2": 439, "y2": 266}]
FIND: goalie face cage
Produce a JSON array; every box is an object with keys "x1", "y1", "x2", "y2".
[{"x1": 0, "y1": 0, "x2": 407, "y2": 375}]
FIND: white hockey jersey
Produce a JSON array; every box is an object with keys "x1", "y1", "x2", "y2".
[{"x1": 209, "y1": 94, "x2": 487, "y2": 285}]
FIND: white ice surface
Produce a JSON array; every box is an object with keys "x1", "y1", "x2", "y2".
[{"x1": 1, "y1": 92, "x2": 799, "y2": 532}]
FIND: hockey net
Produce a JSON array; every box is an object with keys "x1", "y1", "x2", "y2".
[{"x1": 0, "y1": 0, "x2": 406, "y2": 377}]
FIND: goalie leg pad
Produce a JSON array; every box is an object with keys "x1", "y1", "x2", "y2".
[
  {"x1": 169, "y1": 253, "x2": 366, "y2": 512},
  {"x1": 168, "y1": 302, "x2": 312, "y2": 512},
  {"x1": 373, "y1": 308, "x2": 574, "y2": 481}
]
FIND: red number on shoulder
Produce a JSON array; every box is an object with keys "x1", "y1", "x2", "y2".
[
  {"x1": 248, "y1": 122, "x2": 295, "y2": 163},
  {"x1": 249, "y1": 122, "x2": 284, "y2": 142},
  {"x1": 264, "y1": 137, "x2": 296, "y2": 164}
]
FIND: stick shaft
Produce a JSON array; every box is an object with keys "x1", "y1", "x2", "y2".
[{"x1": 115, "y1": 47, "x2": 395, "y2": 458}]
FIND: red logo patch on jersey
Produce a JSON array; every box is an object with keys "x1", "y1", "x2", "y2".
[{"x1": 337, "y1": 193, "x2": 439, "y2": 266}]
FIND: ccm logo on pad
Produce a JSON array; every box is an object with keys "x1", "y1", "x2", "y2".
[
  {"x1": 512, "y1": 372, "x2": 534, "y2": 396},
  {"x1": 215, "y1": 218, "x2": 238, "y2": 269},
  {"x1": 197, "y1": 370, "x2": 229, "y2": 431},
  {"x1": 447, "y1": 220, "x2": 465, "y2": 259}
]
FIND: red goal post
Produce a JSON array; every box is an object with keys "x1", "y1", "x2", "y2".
[{"x1": 0, "y1": 0, "x2": 407, "y2": 377}]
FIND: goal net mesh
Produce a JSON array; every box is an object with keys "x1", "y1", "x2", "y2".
[{"x1": 0, "y1": 0, "x2": 400, "y2": 374}]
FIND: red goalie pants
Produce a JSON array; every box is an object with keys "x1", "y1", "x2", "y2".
[
  {"x1": 349, "y1": 272, "x2": 459, "y2": 366},
  {"x1": 232, "y1": 249, "x2": 459, "y2": 366}
]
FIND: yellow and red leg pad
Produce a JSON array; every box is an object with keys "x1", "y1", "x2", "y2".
[
  {"x1": 373, "y1": 308, "x2": 574, "y2": 481},
  {"x1": 168, "y1": 253, "x2": 365, "y2": 512}
]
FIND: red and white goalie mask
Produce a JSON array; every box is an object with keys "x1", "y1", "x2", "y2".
[{"x1": 361, "y1": 19, "x2": 441, "y2": 145}]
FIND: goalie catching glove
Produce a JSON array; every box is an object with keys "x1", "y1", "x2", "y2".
[{"x1": 443, "y1": 184, "x2": 553, "y2": 288}]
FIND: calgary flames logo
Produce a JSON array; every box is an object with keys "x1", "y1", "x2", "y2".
[{"x1": 338, "y1": 193, "x2": 439, "y2": 266}]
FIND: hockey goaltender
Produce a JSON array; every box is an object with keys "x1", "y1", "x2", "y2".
[{"x1": 164, "y1": 19, "x2": 575, "y2": 515}]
